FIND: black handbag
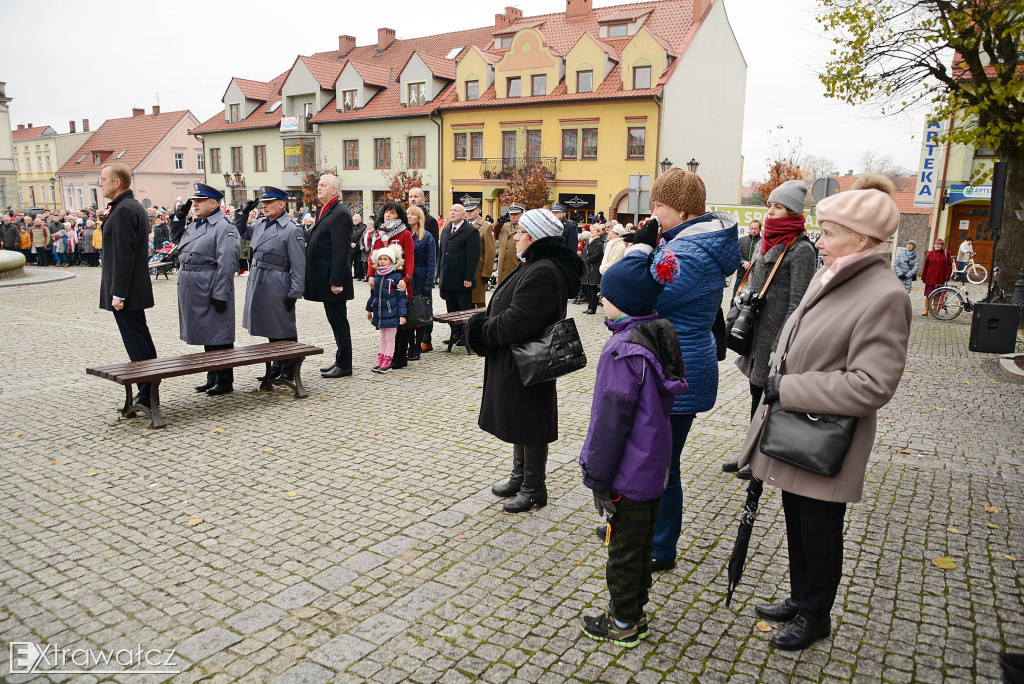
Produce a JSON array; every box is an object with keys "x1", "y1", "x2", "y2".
[
  {"x1": 400, "y1": 294, "x2": 431, "y2": 329},
  {"x1": 758, "y1": 325, "x2": 858, "y2": 477},
  {"x1": 511, "y1": 318, "x2": 587, "y2": 386}
]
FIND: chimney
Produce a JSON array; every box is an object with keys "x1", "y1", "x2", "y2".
[
  {"x1": 377, "y1": 27, "x2": 395, "y2": 52},
  {"x1": 17, "y1": 124, "x2": 24, "y2": 130},
  {"x1": 495, "y1": 6, "x2": 523, "y2": 30},
  {"x1": 69, "y1": 120, "x2": 76, "y2": 133},
  {"x1": 132, "y1": 107, "x2": 144, "y2": 117},
  {"x1": 83, "y1": 119, "x2": 90, "y2": 132},
  {"x1": 27, "y1": 123, "x2": 32, "y2": 128},
  {"x1": 339, "y1": 34, "x2": 356, "y2": 55},
  {"x1": 152, "y1": 105, "x2": 160, "y2": 115},
  {"x1": 566, "y1": 0, "x2": 591, "y2": 17}
]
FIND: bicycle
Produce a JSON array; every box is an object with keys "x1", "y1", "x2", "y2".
[
  {"x1": 952, "y1": 252, "x2": 987, "y2": 284},
  {"x1": 928, "y1": 267, "x2": 1015, "y2": 320}
]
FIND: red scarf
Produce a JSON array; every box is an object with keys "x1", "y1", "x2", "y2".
[
  {"x1": 318, "y1": 196, "x2": 338, "y2": 221},
  {"x1": 761, "y1": 214, "x2": 806, "y2": 254}
]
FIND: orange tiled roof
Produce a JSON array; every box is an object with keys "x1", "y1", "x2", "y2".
[
  {"x1": 413, "y1": 51, "x2": 457, "y2": 81},
  {"x1": 833, "y1": 175, "x2": 926, "y2": 214},
  {"x1": 230, "y1": 77, "x2": 274, "y2": 102},
  {"x1": 12, "y1": 125, "x2": 54, "y2": 141},
  {"x1": 951, "y1": 50, "x2": 1024, "y2": 81},
  {"x1": 590, "y1": 35, "x2": 622, "y2": 61},
  {"x1": 300, "y1": 56, "x2": 345, "y2": 90},
  {"x1": 56, "y1": 110, "x2": 192, "y2": 174},
  {"x1": 312, "y1": 83, "x2": 460, "y2": 124},
  {"x1": 349, "y1": 60, "x2": 393, "y2": 88},
  {"x1": 894, "y1": 192, "x2": 931, "y2": 214},
  {"x1": 192, "y1": 71, "x2": 288, "y2": 135}
]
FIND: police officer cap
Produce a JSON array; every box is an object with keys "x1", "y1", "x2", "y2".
[
  {"x1": 551, "y1": 204, "x2": 565, "y2": 213},
  {"x1": 259, "y1": 186, "x2": 288, "y2": 202},
  {"x1": 190, "y1": 183, "x2": 223, "y2": 201},
  {"x1": 464, "y1": 201, "x2": 480, "y2": 210},
  {"x1": 508, "y1": 204, "x2": 525, "y2": 214}
]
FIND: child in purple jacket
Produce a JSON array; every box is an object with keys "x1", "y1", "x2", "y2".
[{"x1": 579, "y1": 246, "x2": 687, "y2": 647}]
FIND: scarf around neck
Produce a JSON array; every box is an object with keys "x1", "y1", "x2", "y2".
[
  {"x1": 761, "y1": 214, "x2": 806, "y2": 254},
  {"x1": 376, "y1": 263, "x2": 397, "y2": 276},
  {"x1": 376, "y1": 219, "x2": 406, "y2": 243}
]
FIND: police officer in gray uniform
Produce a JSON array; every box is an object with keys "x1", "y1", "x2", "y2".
[
  {"x1": 235, "y1": 186, "x2": 306, "y2": 381},
  {"x1": 169, "y1": 183, "x2": 241, "y2": 395}
]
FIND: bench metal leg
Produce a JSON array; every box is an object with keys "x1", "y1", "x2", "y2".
[
  {"x1": 121, "y1": 385, "x2": 135, "y2": 415},
  {"x1": 119, "y1": 381, "x2": 166, "y2": 429},
  {"x1": 290, "y1": 358, "x2": 308, "y2": 399},
  {"x1": 258, "y1": 362, "x2": 275, "y2": 392}
]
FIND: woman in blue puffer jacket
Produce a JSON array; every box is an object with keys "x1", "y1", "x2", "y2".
[{"x1": 624, "y1": 167, "x2": 741, "y2": 571}]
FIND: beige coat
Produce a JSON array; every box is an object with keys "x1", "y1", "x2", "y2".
[
  {"x1": 495, "y1": 220, "x2": 519, "y2": 284},
  {"x1": 739, "y1": 252, "x2": 912, "y2": 503},
  {"x1": 471, "y1": 215, "x2": 495, "y2": 306}
]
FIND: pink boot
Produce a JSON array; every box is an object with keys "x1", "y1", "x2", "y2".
[
  {"x1": 378, "y1": 354, "x2": 393, "y2": 373},
  {"x1": 371, "y1": 353, "x2": 384, "y2": 372}
]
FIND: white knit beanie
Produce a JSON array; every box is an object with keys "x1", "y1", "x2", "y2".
[{"x1": 518, "y1": 208, "x2": 563, "y2": 240}]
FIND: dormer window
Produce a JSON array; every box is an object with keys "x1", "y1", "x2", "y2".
[
  {"x1": 229, "y1": 104, "x2": 240, "y2": 123},
  {"x1": 93, "y1": 153, "x2": 101, "y2": 164},
  {"x1": 466, "y1": 80, "x2": 479, "y2": 101},
  {"x1": 633, "y1": 65, "x2": 652, "y2": 89},
  {"x1": 497, "y1": 36, "x2": 513, "y2": 49},
  {"x1": 577, "y1": 70, "x2": 593, "y2": 93},
  {"x1": 342, "y1": 89, "x2": 358, "y2": 111},
  {"x1": 607, "y1": 23, "x2": 628, "y2": 38},
  {"x1": 507, "y1": 77, "x2": 521, "y2": 98},
  {"x1": 531, "y1": 75, "x2": 546, "y2": 96},
  {"x1": 408, "y1": 82, "x2": 426, "y2": 106}
]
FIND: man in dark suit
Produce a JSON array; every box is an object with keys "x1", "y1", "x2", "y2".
[
  {"x1": 98, "y1": 163, "x2": 157, "y2": 407},
  {"x1": 304, "y1": 174, "x2": 354, "y2": 378},
  {"x1": 407, "y1": 186, "x2": 439, "y2": 349},
  {"x1": 438, "y1": 203, "x2": 480, "y2": 344}
]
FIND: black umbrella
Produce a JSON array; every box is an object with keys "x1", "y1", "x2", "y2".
[{"x1": 725, "y1": 475, "x2": 764, "y2": 607}]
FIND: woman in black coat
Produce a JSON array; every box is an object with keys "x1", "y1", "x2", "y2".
[
  {"x1": 580, "y1": 223, "x2": 606, "y2": 314},
  {"x1": 466, "y1": 209, "x2": 584, "y2": 513}
]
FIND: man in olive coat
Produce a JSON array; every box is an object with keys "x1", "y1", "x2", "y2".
[
  {"x1": 466, "y1": 202, "x2": 494, "y2": 308},
  {"x1": 494, "y1": 204, "x2": 523, "y2": 284},
  {"x1": 98, "y1": 163, "x2": 157, "y2": 407},
  {"x1": 305, "y1": 174, "x2": 354, "y2": 378},
  {"x1": 236, "y1": 186, "x2": 307, "y2": 381},
  {"x1": 169, "y1": 183, "x2": 241, "y2": 395}
]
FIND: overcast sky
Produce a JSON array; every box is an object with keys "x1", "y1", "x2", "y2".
[{"x1": 1, "y1": 0, "x2": 929, "y2": 183}]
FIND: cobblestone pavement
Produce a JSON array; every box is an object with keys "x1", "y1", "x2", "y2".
[{"x1": 1, "y1": 268, "x2": 1022, "y2": 683}]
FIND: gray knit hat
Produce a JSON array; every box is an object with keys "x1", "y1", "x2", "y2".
[
  {"x1": 518, "y1": 208, "x2": 563, "y2": 240},
  {"x1": 767, "y1": 180, "x2": 808, "y2": 214}
]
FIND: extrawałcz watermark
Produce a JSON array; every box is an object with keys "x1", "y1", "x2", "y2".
[{"x1": 9, "y1": 641, "x2": 181, "y2": 675}]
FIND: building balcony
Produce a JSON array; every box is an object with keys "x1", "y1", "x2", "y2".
[{"x1": 479, "y1": 157, "x2": 557, "y2": 181}]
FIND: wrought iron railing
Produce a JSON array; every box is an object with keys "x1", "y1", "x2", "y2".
[{"x1": 479, "y1": 157, "x2": 557, "y2": 180}]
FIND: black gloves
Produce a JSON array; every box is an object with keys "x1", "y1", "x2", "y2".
[
  {"x1": 284, "y1": 297, "x2": 296, "y2": 312},
  {"x1": 240, "y1": 199, "x2": 259, "y2": 216},
  {"x1": 175, "y1": 199, "x2": 192, "y2": 221},
  {"x1": 211, "y1": 298, "x2": 227, "y2": 314},
  {"x1": 763, "y1": 375, "x2": 782, "y2": 404},
  {"x1": 621, "y1": 233, "x2": 636, "y2": 243},
  {"x1": 633, "y1": 217, "x2": 660, "y2": 250},
  {"x1": 593, "y1": 491, "x2": 616, "y2": 520}
]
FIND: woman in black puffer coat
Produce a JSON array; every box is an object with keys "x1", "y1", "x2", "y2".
[
  {"x1": 580, "y1": 223, "x2": 606, "y2": 314},
  {"x1": 466, "y1": 208, "x2": 584, "y2": 513}
]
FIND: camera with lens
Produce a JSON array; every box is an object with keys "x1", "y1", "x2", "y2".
[{"x1": 725, "y1": 290, "x2": 762, "y2": 355}]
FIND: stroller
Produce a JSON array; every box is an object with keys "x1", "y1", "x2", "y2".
[{"x1": 149, "y1": 241, "x2": 178, "y2": 279}]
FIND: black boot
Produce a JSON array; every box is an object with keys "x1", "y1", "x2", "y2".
[
  {"x1": 195, "y1": 372, "x2": 215, "y2": 392},
  {"x1": 491, "y1": 444, "x2": 524, "y2": 497},
  {"x1": 503, "y1": 444, "x2": 547, "y2": 513}
]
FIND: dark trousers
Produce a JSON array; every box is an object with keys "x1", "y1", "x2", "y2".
[
  {"x1": 419, "y1": 287, "x2": 434, "y2": 344},
  {"x1": 782, "y1": 490, "x2": 847, "y2": 623},
  {"x1": 353, "y1": 254, "x2": 365, "y2": 280},
  {"x1": 585, "y1": 284, "x2": 600, "y2": 312},
  {"x1": 204, "y1": 343, "x2": 233, "y2": 386},
  {"x1": 112, "y1": 309, "x2": 158, "y2": 402},
  {"x1": 441, "y1": 288, "x2": 473, "y2": 339},
  {"x1": 324, "y1": 301, "x2": 352, "y2": 371},
  {"x1": 392, "y1": 327, "x2": 412, "y2": 368},
  {"x1": 607, "y1": 495, "x2": 660, "y2": 624},
  {"x1": 749, "y1": 382, "x2": 764, "y2": 420},
  {"x1": 652, "y1": 413, "x2": 696, "y2": 562},
  {"x1": 269, "y1": 336, "x2": 298, "y2": 376}
]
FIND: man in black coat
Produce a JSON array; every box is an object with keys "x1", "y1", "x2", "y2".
[
  {"x1": 438, "y1": 203, "x2": 481, "y2": 344},
  {"x1": 408, "y1": 186, "x2": 439, "y2": 248},
  {"x1": 304, "y1": 174, "x2": 354, "y2": 378},
  {"x1": 551, "y1": 204, "x2": 578, "y2": 252},
  {"x1": 98, "y1": 163, "x2": 157, "y2": 406}
]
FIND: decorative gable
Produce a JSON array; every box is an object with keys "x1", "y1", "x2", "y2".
[
  {"x1": 494, "y1": 28, "x2": 565, "y2": 98},
  {"x1": 620, "y1": 27, "x2": 671, "y2": 90},
  {"x1": 398, "y1": 53, "x2": 453, "y2": 106},
  {"x1": 455, "y1": 47, "x2": 498, "y2": 101},
  {"x1": 564, "y1": 33, "x2": 619, "y2": 94}
]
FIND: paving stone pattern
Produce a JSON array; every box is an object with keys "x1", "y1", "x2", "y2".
[{"x1": 1, "y1": 270, "x2": 1021, "y2": 682}]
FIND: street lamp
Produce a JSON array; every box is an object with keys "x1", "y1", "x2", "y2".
[
  {"x1": 686, "y1": 158, "x2": 700, "y2": 174},
  {"x1": 660, "y1": 158, "x2": 673, "y2": 173},
  {"x1": 49, "y1": 176, "x2": 57, "y2": 209}
]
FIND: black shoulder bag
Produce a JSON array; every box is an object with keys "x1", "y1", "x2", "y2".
[
  {"x1": 510, "y1": 269, "x2": 587, "y2": 386},
  {"x1": 758, "y1": 322, "x2": 858, "y2": 477}
]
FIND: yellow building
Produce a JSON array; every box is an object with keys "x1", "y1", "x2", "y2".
[
  {"x1": 440, "y1": 0, "x2": 746, "y2": 222},
  {"x1": 12, "y1": 121, "x2": 94, "y2": 210}
]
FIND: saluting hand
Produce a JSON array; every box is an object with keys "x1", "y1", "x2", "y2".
[
  {"x1": 241, "y1": 199, "x2": 259, "y2": 216},
  {"x1": 175, "y1": 199, "x2": 192, "y2": 221}
]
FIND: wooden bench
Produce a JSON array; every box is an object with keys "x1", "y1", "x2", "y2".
[
  {"x1": 433, "y1": 307, "x2": 487, "y2": 352},
  {"x1": 86, "y1": 341, "x2": 323, "y2": 429}
]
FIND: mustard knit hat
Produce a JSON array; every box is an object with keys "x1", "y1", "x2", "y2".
[{"x1": 649, "y1": 168, "x2": 706, "y2": 217}]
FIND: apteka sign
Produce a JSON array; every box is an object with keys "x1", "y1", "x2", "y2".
[{"x1": 914, "y1": 120, "x2": 943, "y2": 208}]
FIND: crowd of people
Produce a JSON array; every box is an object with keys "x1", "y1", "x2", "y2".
[{"x1": 15, "y1": 163, "x2": 918, "y2": 656}]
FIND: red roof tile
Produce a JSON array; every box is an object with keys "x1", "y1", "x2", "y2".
[
  {"x1": 601, "y1": 9, "x2": 652, "y2": 22},
  {"x1": 300, "y1": 56, "x2": 345, "y2": 90},
  {"x1": 12, "y1": 125, "x2": 55, "y2": 141},
  {"x1": 349, "y1": 60, "x2": 392, "y2": 88},
  {"x1": 231, "y1": 77, "x2": 274, "y2": 102},
  {"x1": 311, "y1": 83, "x2": 460, "y2": 124},
  {"x1": 56, "y1": 110, "x2": 193, "y2": 174},
  {"x1": 192, "y1": 71, "x2": 288, "y2": 135},
  {"x1": 412, "y1": 51, "x2": 457, "y2": 80}
]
